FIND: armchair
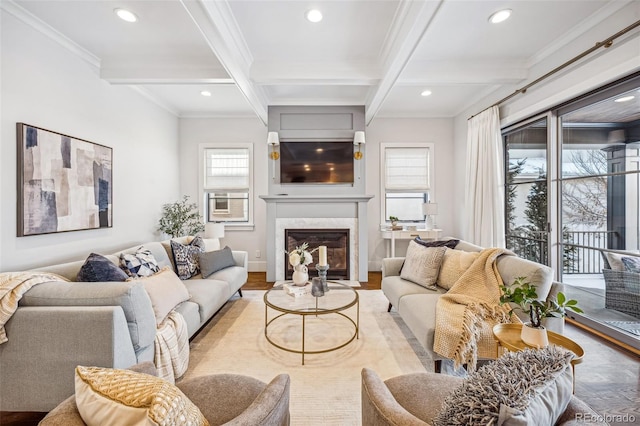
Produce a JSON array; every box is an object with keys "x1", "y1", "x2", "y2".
[
  {"x1": 40, "y1": 362, "x2": 291, "y2": 426},
  {"x1": 600, "y1": 251, "x2": 640, "y2": 318}
]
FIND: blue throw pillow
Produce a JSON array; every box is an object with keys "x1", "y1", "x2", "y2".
[
  {"x1": 621, "y1": 256, "x2": 640, "y2": 273},
  {"x1": 170, "y1": 236, "x2": 206, "y2": 280},
  {"x1": 199, "y1": 246, "x2": 236, "y2": 278},
  {"x1": 77, "y1": 253, "x2": 129, "y2": 282}
]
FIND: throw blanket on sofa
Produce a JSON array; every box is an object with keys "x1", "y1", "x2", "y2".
[
  {"x1": 433, "y1": 248, "x2": 518, "y2": 370},
  {"x1": 0, "y1": 271, "x2": 68, "y2": 344},
  {"x1": 154, "y1": 309, "x2": 189, "y2": 383}
]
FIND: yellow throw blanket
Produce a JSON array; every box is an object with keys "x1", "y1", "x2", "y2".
[
  {"x1": 0, "y1": 271, "x2": 68, "y2": 344},
  {"x1": 433, "y1": 248, "x2": 517, "y2": 370},
  {"x1": 154, "y1": 309, "x2": 189, "y2": 383}
]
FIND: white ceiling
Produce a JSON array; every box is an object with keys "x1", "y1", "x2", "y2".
[{"x1": 9, "y1": 0, "x2": 624, "y2": 125}]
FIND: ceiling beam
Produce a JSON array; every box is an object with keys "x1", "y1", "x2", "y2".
[
  {"x1": 365, "y1": 0, "x2": 444, "y2": 126},
  {"x1": 180, "y1": 0, "x2": 269, "y2": 125}
]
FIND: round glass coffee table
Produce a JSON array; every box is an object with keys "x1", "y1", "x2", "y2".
[{"x1": 264, "y1": 281, "x2": 359, "y2": 365}]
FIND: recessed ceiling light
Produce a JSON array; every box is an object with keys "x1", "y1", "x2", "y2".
[
  {"x1": 488, "y1": 9, "x2": 511, "y2": 24},
  {"x1": 306, "y1": 9, "x2": 323, "y2": 23},
  {"x1": 114, "y1": 8, "x2": 138, "y2": 23},
  {"x1": 201, "y1": 90, "x2": 212, "y2": 97},
  {"x1": 421, "y1": 90, "x2": 432, "y2": 97},
  {"x1": 614, "y1": 95, "x2": 635, "y2": 103}
]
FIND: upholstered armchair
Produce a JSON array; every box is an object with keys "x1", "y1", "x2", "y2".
[
  {"x1": 40, "y1": 362, "x2": 291, "y2": 426},
  {"x1": 361, "y1": 368, "x2": 605, "y2": 426}
]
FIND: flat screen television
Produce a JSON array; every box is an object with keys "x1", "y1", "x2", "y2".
[{"x1": 279, "y1": 141, "x2": 354, "y2": 184}]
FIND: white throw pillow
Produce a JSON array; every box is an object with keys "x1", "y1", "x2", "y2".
[
  {"x1": 400, "y1": 241, "x2": 446, "y2": 289},
  {"x1": 75, "y1": 366, "x2": 208, "y2": 426}
]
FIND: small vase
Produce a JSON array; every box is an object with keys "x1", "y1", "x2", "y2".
[
  {"x1": 521, "y1": 323, "x2": 549, "y2": 348},
  {"x1": 292, "y1": 264, "x2": 309, "y2": 286}
]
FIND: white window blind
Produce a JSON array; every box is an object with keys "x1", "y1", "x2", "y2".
[
  {"x1": 384, "y1": 147, "x2": 430, "y2": 191},
  {"x1": 204, "y1": 148, "x2": 250, "y2": 190}
]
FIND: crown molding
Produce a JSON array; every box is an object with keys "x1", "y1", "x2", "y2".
[
  {"x1": 128, "y1": 86, "x2": 179, "y2": 117},
  {"x1": 1, "y1": 0, "x2": 101, "y2": 69}
]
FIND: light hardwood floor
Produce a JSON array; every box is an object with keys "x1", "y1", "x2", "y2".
[{"x1": 3, "y1": 272, "x2": 638, "y2": 425}]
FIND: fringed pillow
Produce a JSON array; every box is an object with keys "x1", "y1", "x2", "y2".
[{"x1": 433, "y1": 346, "x2": 575, "y2": 426}]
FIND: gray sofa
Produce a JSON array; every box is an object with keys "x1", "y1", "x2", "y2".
[
  {"x1": 0, "y1": 237, "x2": 248, "y2": 412},
  {"x1": 381, "y1": 238, "x2": 555, "y2": 372}
]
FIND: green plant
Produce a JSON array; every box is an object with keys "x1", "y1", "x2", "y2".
[
  {"x1": 500, "y1": 276, "x2": 583, "y2": 328},
  {"x1": 158, "y1": 195, "x2": 205, "y2": 238},
  {"x1": 389, "y1": 216, "x2": 399, "y2": 222}
]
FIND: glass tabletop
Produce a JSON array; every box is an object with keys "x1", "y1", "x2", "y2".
[{"x1": 264, "y1": 281, "x2": 358, "y2": 314}]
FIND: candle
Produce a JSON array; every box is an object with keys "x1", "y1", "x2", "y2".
[{"x1": 318, "y1": 246, "x2": 327, "y2": 266}]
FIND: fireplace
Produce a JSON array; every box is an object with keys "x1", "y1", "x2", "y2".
[{"x1": 285, "y1": 229, "x2": 350, "y2": 280}]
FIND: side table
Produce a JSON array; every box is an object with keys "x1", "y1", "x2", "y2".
[{"x1": 493, "y1": 323, "x2": 584, "y2": 391}]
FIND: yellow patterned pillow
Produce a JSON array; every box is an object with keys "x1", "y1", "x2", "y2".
[
  {"x1": 438, "y1": 248, "x2": 480, "y2": 290},
  {"x1": 75, "y1": 366, "x2": 209, "y2": 426}
]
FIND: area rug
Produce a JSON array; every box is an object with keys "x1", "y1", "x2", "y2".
[
  {"x1": 182, "y1": 290, "x2": 433, "y2": 425},
  {"x1": 604, "y1": 320, "x2": 640, "y2": 336}
]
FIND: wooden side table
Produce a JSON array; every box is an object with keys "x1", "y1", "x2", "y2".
[{"x1": 493, "y1": 323, "x2": 584, "y2": 391}]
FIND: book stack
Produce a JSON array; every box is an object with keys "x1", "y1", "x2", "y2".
[{"x1": 283, "y1": 283, "x2": 311, "y2": 297}]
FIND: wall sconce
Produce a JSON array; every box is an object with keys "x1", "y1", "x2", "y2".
[
  {"x1": 422, "y1": 202, "x2": 438, "y2": 230},
  {"x1": 267, "y1": 132, "x2": 280, "y2": 160},
  {"x1": 204, "y1": 222, "x2": 225, "y2": 240},
  {"x1": 353, "y1": 131, "x2": 365, "y2": 160}
]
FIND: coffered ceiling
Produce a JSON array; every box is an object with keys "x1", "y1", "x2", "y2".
[{"x1": 6, "y1": 0, "x2": 628, "y2": 125}]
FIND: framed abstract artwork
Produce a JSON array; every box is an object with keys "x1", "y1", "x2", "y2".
[{"x1": 17, "y1": 123, "x2": 113, "y2": 236}]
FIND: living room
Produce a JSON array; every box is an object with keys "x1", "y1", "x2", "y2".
[{"x1": 1, "y1": 0, "x2": 640, "y2": 424}]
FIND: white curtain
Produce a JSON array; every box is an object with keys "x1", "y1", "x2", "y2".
[{"x1": 464, "y1": 106, "x2": 505, "y2": 248}]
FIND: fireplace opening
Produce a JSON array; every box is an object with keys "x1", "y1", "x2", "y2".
[{"x1": 285, "y1": 229, "x2": 350, "y2": 280}]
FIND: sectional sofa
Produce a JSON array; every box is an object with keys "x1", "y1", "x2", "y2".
[{"x1": 0, "y1": 236, "x2": 248, "y2": 412}]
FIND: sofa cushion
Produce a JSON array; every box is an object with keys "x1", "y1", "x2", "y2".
[
  {"x1": 397, "y1": 293, "x2": 442, "y2": 353},
  {"x1": 495, "y1": 255, "x2": 553, "y2": 301},
  {"x1": 183, "y1": 278, "x2": 231, "y2": 323},
  {"x1": 604, "y1": 251, "x2": 626, "y2": 271},
  {"x1": 438, "y1": 248, "x2": 480, "y2": 290},
  {"x1": 74, "y1": 366, "x2": 208, "y2": 426},
  {"x1": 400, "y1": 241, "x2": 446, "y2": 289},
  {"x1": 77, "y1": 253, "x2": 129, "y2": 282},
  {"x1": 199, "y1": 246, "x2": 236, "y2": 278},
  {"x1": 21, "y1": 281, "x2": 156, "y2": 351},
  {"x1": 120, "y1": 247, "x2": 160, "y2": 278},
  {"x1": 131, "y1": 267, "x2": 190, "y2": 325},
  {"x1": 171, "y1": 237, "x2": 206, "y2": 280},
  {"x1": 433, "y1": 346, "x2": 574, "y2": 426}
]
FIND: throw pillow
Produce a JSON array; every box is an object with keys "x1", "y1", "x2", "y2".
[
  {"x1": 399, "y1": 241, "x2": 446, "y2": 289},
  {"x1": 171, "y1": 236, "x2": 206, "y2": 280},
  {"x1": 199, "y1": 246, "x2": 236, "y2": 279},
  {"x1": 120, "y1": 247, "x2": 160, "y2": 278},
  {"x1": 414, "y1": 237, "x2": 459, "y2": 249},
  {"x1": 604, "y1": 251, "x2": 626, "y2": 271},
  {"x1": 75, "y1": 365, "x2": 209, "y2": 426},
  {"x1": 438, "y1": 248, "x2": 480, "y2": 290},
  {"x1": 622, "y1": 256, "x2": 640, "y2": 273},
  {"x1": 130, "y1": 266, "x2": 190, "y2": 325},
  {"x1": 77, "y1": 253, "x2": 129, "y2": 282},
  {"x1": 433, "y1": 346, "x2": 574, "y2": 426}
]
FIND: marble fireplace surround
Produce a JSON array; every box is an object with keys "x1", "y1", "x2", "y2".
[{"x1": 260, "y1": 194, "x2": 373, "y2": 282}]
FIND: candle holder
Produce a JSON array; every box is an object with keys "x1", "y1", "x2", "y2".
[
  {"x1": 316, "y1": 264, "x2": 330, "y2": 292},
  {"x1": 311, "y1": 277, "x2": 324, "y2": 297}
]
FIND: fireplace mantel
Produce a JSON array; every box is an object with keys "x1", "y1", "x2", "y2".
[{"x1": 260, "y1": 194, "x2": 374, "y2": 282}]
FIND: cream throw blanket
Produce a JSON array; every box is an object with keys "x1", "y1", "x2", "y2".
[
  {"x1": 0, "y1": 271, "x2": 68, "y2": 344},
  {"x1": 154, "y1": 309, "x2": 189, "y2": 383},
  {"x1": 433, "y1": 248, "x2": 517, "y2": 370}
]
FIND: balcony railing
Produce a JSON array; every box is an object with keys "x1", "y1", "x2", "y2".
[{"x1": 507, "y1": 230, "x2": 618, "y2": 274}]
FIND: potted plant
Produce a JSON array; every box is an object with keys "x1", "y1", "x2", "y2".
[
  {"x1": 158, "y1": 195, "x2": 205, "y2": 238},
  {"x1": 389, "y1": 216, "x2": 399, "y2": 227},
  {"x1": 500, "y1": 276, "x2": 583, "y2": 347}
]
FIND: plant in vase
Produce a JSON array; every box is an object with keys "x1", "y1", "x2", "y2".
[
  {"x1": 288, "y1": 242, "x2": 318, "y2": 286},
  {"x1": 500, "y1": 276, "x2": 582, "y2": 347},
  {"x1": 389, "y1": 216, "x2": 399, "y2": 227},
  {"x1": 158, "y1": 195, "x2": 205, "y2": 238}
]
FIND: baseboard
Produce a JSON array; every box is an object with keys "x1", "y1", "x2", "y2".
[{"x1": 248, "y1": 261, "x2": 267, "y2": 272}]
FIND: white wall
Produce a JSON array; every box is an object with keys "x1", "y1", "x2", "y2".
[
  {"x1": 0, "y1": 11, "x2": 180, "y2": 271},
  {"x1": 178, "y1": 117, "x2": 268, "y2": 271},
  {"x1": 452, "y1": 2, "x2": 640, "y2": 241},
  {"x1": 178, "y1": 116, "x2": 455, "y2": 272}
]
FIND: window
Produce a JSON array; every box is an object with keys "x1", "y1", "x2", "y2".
[
  {"x1": 201, "y1": 145, "x2": 253, "y2": 226},
  {"x1": 380, "y1": 143, "x2": 434, "y2": 224}
]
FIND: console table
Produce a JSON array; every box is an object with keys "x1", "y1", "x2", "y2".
[{"x1": 381, "y1": 228, "x2": 442, "y2": 257}]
